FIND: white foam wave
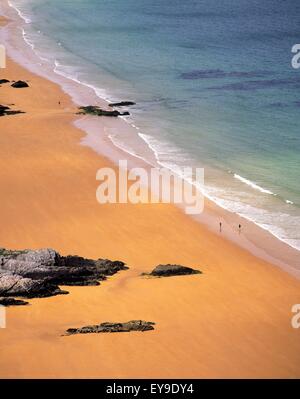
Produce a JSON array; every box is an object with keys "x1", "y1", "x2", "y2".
[
  {"x1": 21, "y1": 28, "x2": 34, "y2": 49},
  {"x1": 203, "y1": 190, "x2": 300, "y2": 251},
  {"x1": 234, "y1": 174, "x2": 275, "y2": 195},
  {"x1": 286, "y1": 200, "x2": 294, "y2": 204},
  {"x1": 139, "y1": 133, "x2": 209, "y2": 195},
  {"x1": 108, "y1": 134, "x2": 153, "y2": 165},
  {"x1": 138, "y1": 133, "x2": 191, "y2": 165},
  {"x1": 8, "y1": 0, "x2": 32, "y2": 24},
  {"x1": 136, "y1": 133, "x2": 300, "y2": 252},
  {"x1": 21, "y1": 28, "x2": 52, "y2": 64},
  {"x1": 54, "y1": 60, "x2": 113, "y2": 103}
]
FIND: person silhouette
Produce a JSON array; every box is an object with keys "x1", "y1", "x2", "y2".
[
  {"x1": 238, "y1": 224, "x2": 242, "y2": 234},
  {"x1": 219, "y1": 222, "x2": 222, "y2": 233}
]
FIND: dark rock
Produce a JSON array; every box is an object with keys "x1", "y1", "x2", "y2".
[
  {"x1": 64, "y1": 320, "x2": 155, "y2": 336},
  {"x1": 145, "y1": 264, "x2": 202, "y2": 277},
  {"x1": 61, "y1": 279, "x2": 100, "y2": 286},
  {"x1": 0, "y1": 270, "x2": 68, "y2": 298},
  {"x1": 0, "y1": 104, "x2": 25, "y2": 117},
  {"x1": 11, "y1": 80, "x2": 29, "y2": 88},
  {"x1": 78, "y1": 106, "x2": 129, "y2": 117},
  {"x1": 0, "y1": 79, "x2": 10, "y2": 84},
  {"x1": 1, "y1": 110, "x2": 25, "y2": 117},
  {"x1": 0, "y1": 297, "x2": 29, "y2": 306},
  {"x1": 109, "y1": 101, "x2": 136, "y2": 107},
  {"x1": 0, "y1": 105, "x2": 10, "y2": 114},
  {"x1": 0, "y1": 248, "x2": 128, "y2": 299}
]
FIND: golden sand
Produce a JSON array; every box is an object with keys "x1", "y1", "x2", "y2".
[{"x1": 0, "y1": 54, "x2": 300, "y2": 378}]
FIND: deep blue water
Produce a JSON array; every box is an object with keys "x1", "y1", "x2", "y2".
[{"x1": 6, "y1": 0, "x2": 300, "y2": 250}]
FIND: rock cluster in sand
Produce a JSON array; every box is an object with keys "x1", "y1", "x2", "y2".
[
  {"x1": 0, "y1": 248, "x2": 128, "y2": 303},
  {"x1": 64, "y1": 320, "x2": 155, "y2": 335}
]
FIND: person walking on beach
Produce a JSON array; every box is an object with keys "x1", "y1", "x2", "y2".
[
  {"x1": 219, "y1": 222, "x2": 222, "y2": 233},
  {"x1": 238, "y1": 224, "x2": 242, "y2": 234}
]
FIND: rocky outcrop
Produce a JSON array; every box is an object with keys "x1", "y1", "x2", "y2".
[
  {"x1": 0, "y1": 79, "x2": 10, "y2": 85},
  {"x1": 0, "y1": 297, "x2": 29, "y2": 306},
  {"x1": 144, "y1": 264, "x2": 201, "y2": 277},
  {"x1": 77, "y1": 105, "x2": 129, "y2": 117},
  {"x1": 64, "y1": 320, "x2": 155, "y2": 336},
  {"x1": 0, "y1": 104, "x2": 24, "y2": 117},
  {"x1": 0, "y1": 248, "x2": 128, "y2": 303},
  {"x1": 0, "y1": 105, "x2": 9, "y2": 115},
  {"x1": 11, "y1": 80, "x2": 29, "y2": 88},
  {"x1": 109, "y1": 101, "x2": 135, "y2": 107},
  {"x1": 0, "y1": 270, "x2": 68, "y2": 298}
]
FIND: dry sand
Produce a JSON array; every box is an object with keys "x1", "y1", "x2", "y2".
[{"x1": 0, "y1": 53, "x2": 300, "y2": 378}]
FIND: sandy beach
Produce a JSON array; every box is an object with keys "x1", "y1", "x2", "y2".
[{"x1": 0, "y1": 13, "x2": 300, "y2": 378}]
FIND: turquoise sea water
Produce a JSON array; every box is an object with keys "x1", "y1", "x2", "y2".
[{"x1": 4, "y1": 0, "x2": 300, "y2": 251}]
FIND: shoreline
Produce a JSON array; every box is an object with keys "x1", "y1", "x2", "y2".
[
  {"x1": 0, "y1": 8, "x2": 300, "y2": 378},
  {"x1": 1, "y1": 2, "x2": 299, "y2": 277}
]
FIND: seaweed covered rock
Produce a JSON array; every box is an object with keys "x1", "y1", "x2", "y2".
[
  {"x1": 11, "y1": 80, "x2": 29, "y2": 88},
  {"x1": 0, "y1": 247, "x2": 128, "y2": 301},
  {"x1": 78, "y1": 105, "x2": 129, "y2": 117},
  {"x1": 0, "y1": 79, "x2": 10, "y2": 85},
  {"x1": 64, "y1": 320, "x2": 155, "y2": 336},
  {"x1": 146, "y1": 264, "x2": 201, "y2": 277}
]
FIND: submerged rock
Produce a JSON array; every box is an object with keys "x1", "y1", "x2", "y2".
[
  {"x1": 145, "y1": 264, "x2": 201, "y2": 277},
  {"x1": 11, "y1": 80, "x2": 29, "y2": 88},
  {"x1": 0, "y1": 79, "x2": 10, "y2": 84},
  {"x1": 0, "y1": 248, "x2": 128, "y2": 301},
  {"x1": 64, "y1": 320, "x2": 155, "y2": 336},
  {"x1": 77, "y1": 105, "x2": 129, "y2": 117},
  {"x1": 0, "y1": 297, "x2": 29, "y2": 306},
  {"x1": 109, "y1": 101, "x2": 136, "y2": 107}
]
